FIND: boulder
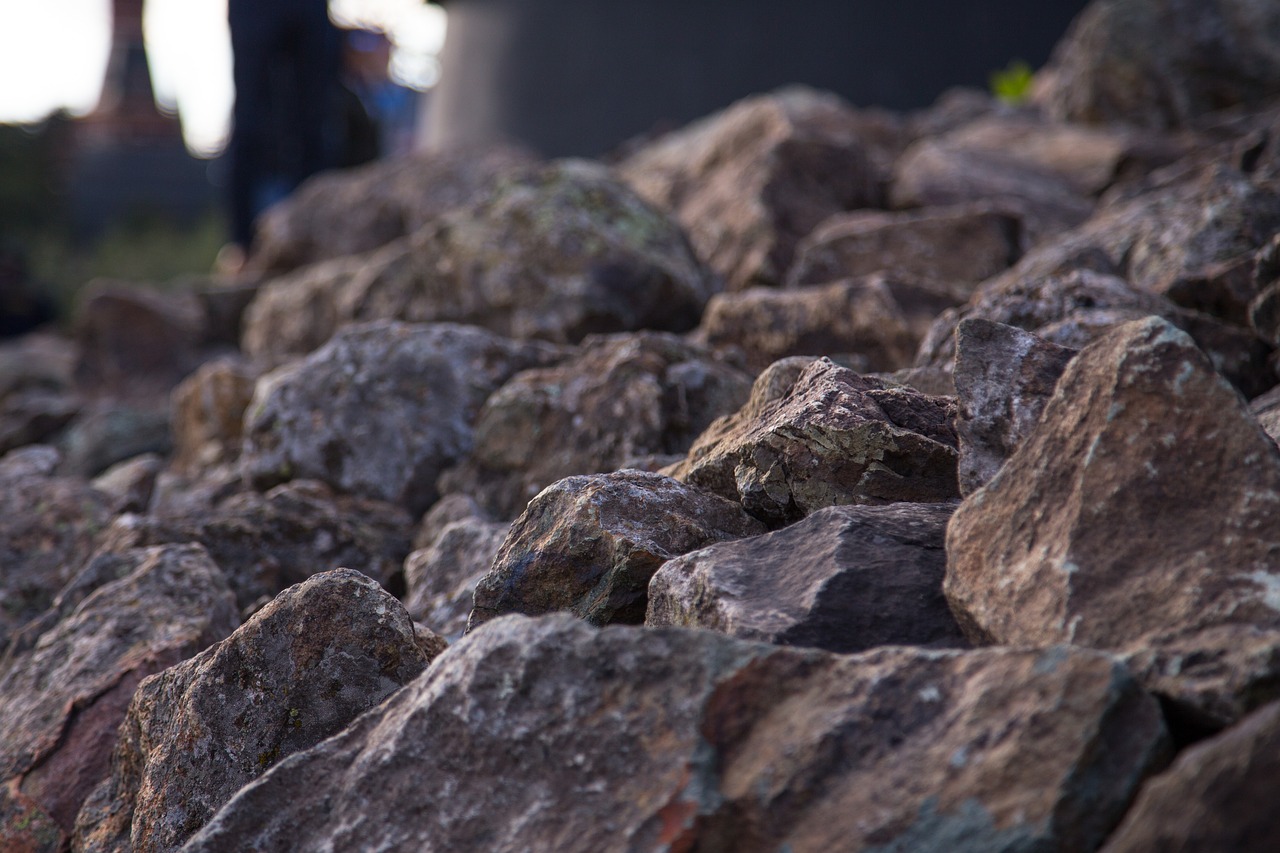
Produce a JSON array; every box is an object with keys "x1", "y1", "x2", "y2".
[
  {"x1": 953, "y1": 319, "x2": 1078, "y2": 494},
  {"x1": 646, "y1": 502, "x2": 967, "y2": 652},
  {"x1": 0, "y1": 545, "x2": 238, "y2": 849},
  {"x1": 91, "y1": 452, "x2": 163, "y2": 514},
  {"x1": 182, "y1": 615, "x2": 1168, "y2": 853},
  {"x1": 617, "y1": 87, "x2": 886, "y2": 291},
  {"x1": 169, "y1": 357, "x2": 260, "y2": 476},
  {"x1": 403, "y1": 513, "x2": 508, "y2": 642},
  {"x1": 72, "y1": 569, "x2": 433, "y2": 853},
  {"x1": 438, "y1": 332, "x2": 752, "y2": 519},
  {"x1": 946, "y1": 317, "x2": 1280, "y2": 725},
  {"x1": 469, "y1": 470, "x2": 765, "y2": 629},
  {"x1": 241, "y1": 321, "x2": 563, "y2": 515},
  {"x1": 55, "y1": 401, "x2": 172, "y2": 479},
  {"x1": 669, "y1": 358, "x2": 959, "y2": 527}
]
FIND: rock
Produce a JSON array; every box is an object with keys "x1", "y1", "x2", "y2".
[
  {"x1": 248, "y1": 145, "x2": 537, "y2": 274},
  {"x1": 1247, "y1": 232, "x2": 1280, "y2": 344},
  {"x1": 945, "y1": 317, "x2": 1280, "y2": 724},
  {"x1": 1102, "y1": 699, "x2": 1280, "y2": 852},
  {"x1": 72, "y1": 569, "x2": 432, "y2": 853},
  {"x1": 1041, "y1": 0, "x2": 1280, "y2": 130},
  {"x1": 412, "y1": 492, "x2": 492, "y2": 550},
  {"x1": 55, "y1": 401, "x2": 172, "y2": 479},
  {"x1": 953, "y1": 319, "x2": 1078, "y2": 494},
  {"x1": 646, "y1": 502, "x2": 967, "y2": 652},
  {"x1": 469, "y1": 470, "x2": 765, "y2": 629},
  {"x1": 669, "y1": 358, "x2": 959, "y2": 527},
  {"x1": 169, "y1": 356, "x2": 260, "y2": 476},
  {"x1": 90, "y1": 452, "x2": 163, "y2": 514},
  {"x1": 239, "y1": 253, "x2": 358, "y2": 368},
  {"x1": 438, "y1": 332, "x2": 752, "y2": 519},
  {"x1": 182, "y1": 615, "x2": 1168, "y2": 853},
  {"x1": 0, "y1": 446, "x2": 112, "y2": 650},
  {"x1": 241, "y1": 321, "x2": 564, "y2": 515},
  {"x1": 787, "y1": 204, "x2": 1021, "y2": 290},
  {"x1": 0, "y1": 333, "x2": 80, "y2": 456},
  {"x1": 404, "y1": 515, "x2": 509, "y2": 641},
  {"x1": 0, "y1": 545, "x2": 238, "y2": 848},
  {"x1": 617, "y1": 87, "x2": 885, "y2": 291},
  {"x1": 94, "y1": 479, "x2": 413, "y2": 616}
]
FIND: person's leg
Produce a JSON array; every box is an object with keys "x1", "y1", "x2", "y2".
[
  {"x1": 287, "y1": 1, "x2": 343, "y2": 187},
  {"x1": 227, "y1": 4, "x2": 277, "y2": 249}
]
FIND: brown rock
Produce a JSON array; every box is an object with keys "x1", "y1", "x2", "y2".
[
  {"x1": 71, "y1": 569, "x2": 431, "y2": 853},
  {"x1": 169, "y1": 357, "x2": 260, "y2": 476},
  {"x1": 469, "y1": 470, "x2": 765, "y2": 629},
  {"x1": 670, "y1": 358, "x2": 959, "y2": 527},
  {"x1": 618, "y1": 87, "x2": 885, "y2": 291},
  {"x1": 646, "y1": 502, "x2": 967, "y2": 652},
  {"x1": 181, "y1": 615, "x2": 1168, "y2": 853},
  {"x1": 91, "y1": 452, "x2": 163, "y2": 514}
]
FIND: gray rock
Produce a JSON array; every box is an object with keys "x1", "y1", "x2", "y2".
[
  {"x1": 56, "y1": 401, "x2": 172, "y2": 479},
  {"x1": 90, "y1": 452, "x2": 163, "y2": 514},
  {"x1": 404, "y1": 516, "x2": 509, "y2": 641},
  {"x1": 0, "y1": 333, "x2": 81, "y2": 456}
]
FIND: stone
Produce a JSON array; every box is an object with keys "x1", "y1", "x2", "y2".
[
  {"x1": 953, "y1": 319, "x2": 1078, "y2": 494},
  {"x1": 646, "y1": 502, "x2": 967, "y2": 653},
  {"x1": 0, "y1": 333, "x2": 80, "y2": 456},
  {"x1": 670, "y1": 358, "x2": 959, "y2": 527},
  {"x1": 0, "y1": 545, "x2": 238, "y2": 849},
  {"x1": 404, "y1": 515, "x2": 509, "y2": 641},
  {"x1": 55, "y1": 401, "x2": 172, "y2": 479},
  {"x1": 617, "y1": 87, "x2": 885, "y2": 291},
  {"x1": 91, "y1": 452, "x2": 163, "y2": 514},
  {"x1": 469, "y1": 470, "x2": 765, "y2": 629},
  {"x1": 182, "y1": 615, "x2": 1168, "y2": 853},
  {"x1": 241, "y1": 321, "x2": 563, "y2": 515},
  {"x1": 169, "y1": 357, "x2": 260, "y2": 476},
  {"x1": 248, "y1": 145, "x2": 537, "y2": 274},
  {"x1": 1102, "y1": 699, "x2": 1280, "y2": 852},
  {"x1": 438, "y1": 332, "x2": 752, "y2": 520},
  {"x1": 787, "y1": 204, "x2": 1021, "y2": 290},
  {"x1": 71, "y1": 569, "x2": 432, "y2": 853},
  {"x1": 238, "y1": 252, "x2": 359, "y2": 368},
  {"x1": 93, "y1": 479, "x2": 413, "y2": 616},
  {"x1": 1041, "y1": 0, "x2": 1280, "y2": 130},
  {"x1": 946, "y1": 317, "x2": 1280, "y2": 724},
  {"x1": 1246, "y1": 232, "x2": 1280, "y2": 344},
  {"x1": 0, "y1": 446, "x2": 112, "y2": 651}
]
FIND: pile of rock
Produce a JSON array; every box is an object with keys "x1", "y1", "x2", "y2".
[{"x1": 4, "y1": 1, "x2": 1280, "y2": 849}]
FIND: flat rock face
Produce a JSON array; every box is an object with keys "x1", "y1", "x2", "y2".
[
  {"x1": 646, "y1": 503, "x2": 967, "y2": 653},
  {"x1": 241, "y1": 321, "x2": 563, "y2": 514},
  {"x1": 1102, "y1": 699, "x2": 1280, "y2": 852},
  {"x1": 1041, "y1": 0, "x2": 1280, "y2": 129},
  {"x1": 404, "y1": 514, "x2": 509, "y2": 641},
  {"x1": 670, "y1": 358, "x2": 959, "y2": 527},
  {"x1": 72, "y1": 569, "x2": 432, "y2": 853},
  {"x1": 0, "y1": 545, "x2": 238, "y2": 849},
  {"x1": 953, "y1": 319, "x2": 1078, "y2": 495},
  {"x1": 946, "y1": 317, "x2": 1280, "y2": 723},
  {"x1": 469, "y1": 470, "x2": 765, "y2": 629},
  {"x1": 182, "y1": 615, "x2": 1168, "y2": 853},
  {"x1": 439, "y1": 332, "x2": 752, "y2": 519},
  {"x1": 618, "y1": 87, "x2": 885, "y2": 291}
]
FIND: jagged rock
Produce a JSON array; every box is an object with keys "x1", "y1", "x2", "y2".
[
  {"x1": 1040, "y1": 0, "x2": 1280, "y2": 129},
  {"x1": 1102, "y1": 699, "x2": 1280, "y2": 852},
  {"x1": 469, "y1": 470, "x2": 764, "y2": 629},
  {"x1": 0, "y1": 545, "x2": 238, "y2": 849},
  {"x1": 0, "y1": 446, "x2": 112, "y2": 650},
  {"x1": 242, "y1": 160, "x2": 713, "y2": 364},
  {"x1": 169, "y1": 357, "x2": 260, "y2": 476},
  {"x1": 646, "y1": 502, "x2": 966, "y2": 652},
  {"x1": 438, "y1": 332, "x2": 752, "y2": 519},
  {"x1": 953, "y1": 319, "x2": 1078, "y2": 494},
  {"x1": 404, "y1": 514, "x2": 508, "y2": 641},
  {"x1": 617, "y1": 87, "x2": 886, "y2": 291},
  {"x1": 72, "y1": 569, "x2": 432, "y2": 853},
  {"x1": 54, "y1": 401, "x2": 172, "y2": 479},
  {"x1": 248, "y1": 145, "x2": 537, "y2": 274},
  {"x1": 787, "y1": 204, "x2": 1021, "y2": 289},
  {"x1": 0, "y1": 333, "x2": 80, "y2": 456},
  {"x1": 241, "y1": 321, "x2": 563, "y2": 514},
  {"x1": 91, "y1": 453, "x2": 163, "y2": 514},
  {"x1": 94, "y1": 479, "x2": 413, "y2": 615},
  {"x1": 694, "y1": 276, "x2": 960, "y2": 374},
  {"x1": 946, "y1": 317, "x2": 1280, "y2": 725},
  {"x1": 669, "y1": 358, "x2": 959, "y2": 527},
  {"x1": 182, "y1": 614, "x2": 1168, "y2": 853}
]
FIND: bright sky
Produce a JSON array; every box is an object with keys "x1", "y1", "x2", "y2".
[{"x1": 0, "y1": 0, "x2": 446, "y2": 156}]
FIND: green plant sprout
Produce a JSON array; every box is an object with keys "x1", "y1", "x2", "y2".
[{"x1": 990, "y1": 60, "x2": 1035, "y2": 106}]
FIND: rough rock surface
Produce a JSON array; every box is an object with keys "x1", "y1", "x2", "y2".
[
  {"x1": 0, "y1": 333, "x2": 80, "y2": 456},
  {"x1": 72, "y1": 569, "x2": 432, "y2": 853},
  {"x1": 670, "y1": 358, "x2": 959, "y2": 526},
  {"x1": 91, "y1": 453, "x2": 163, "y2": 515},
  {"x1": 646, "y1": 503, "x2": 967, "y2": 652},
  {"x1": 55, "y1": 401, "x2": 172, "y2": 479},
  {"x1": 168, "y1": 357, "x2": 259, "y2": 476},
  {"x1": 404, "y1": 512, "x2": 509, "y2": 641},
  {"x1": 182, "y1": 615, "x2": 1167, "y2": 853},
  {"x1": 0, "y1": 545, "x2": 238, "y2": 849},
  {"x1": 946, "y1": 317, "x2": 1280, "y2": 724},
  {"x1": 439, "y1": 332, "x2": 752, "y2": 519},
  {"x1": 953, "y1": 319, "x2": 1078, "y2": 494},
  {"x1": 469, "y1": 470, "x2": 765, "y2": 629},
  {"x1": 618, "y1": 87, "x2": 886, "y2": 291},
  {"x1": 241, "y1": 321, "x2": 563, "y2": 514}
]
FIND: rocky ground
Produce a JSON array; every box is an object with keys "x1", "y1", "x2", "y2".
[{"x1": 5, "y1": 1, "x2": 1280, "y2": 850}]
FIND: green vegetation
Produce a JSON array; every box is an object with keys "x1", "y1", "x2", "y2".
[{"x1": 989, "y1": 60, "x2": 1036, "y2": 106}]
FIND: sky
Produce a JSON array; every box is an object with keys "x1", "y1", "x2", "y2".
[{"x1": 0, "y1": 0, "x2": 446, "y2": 156}]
